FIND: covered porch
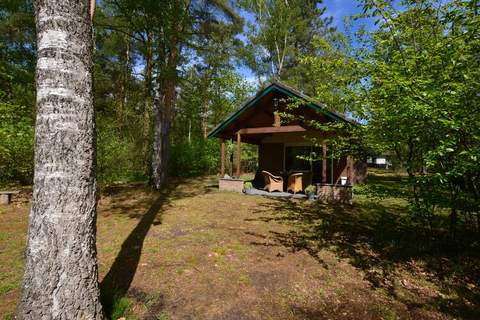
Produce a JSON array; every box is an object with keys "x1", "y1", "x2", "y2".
[
  {"x1": 218, "y1": 126, "x2": 352, "y2": 183},
  {"x1": 208, "y1": 81, "x2": 366, "y2": 201}
]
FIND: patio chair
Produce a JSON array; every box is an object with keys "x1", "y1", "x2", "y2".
[
  {"x1": 261, "y1": 170, "x2": 284, "y2": 192},
  {"x1": 287, "y1": 172, "x2": 304, "y2": 194}
]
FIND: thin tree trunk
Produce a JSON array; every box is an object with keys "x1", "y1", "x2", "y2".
[
  {"x1": 152, "y1": 78, "x2": 166, "y2": 189},
  {"x1": 18, "y1": 0, "x2": 103, "y2": 318},
  {"x1": 200, "y1": 72, "x2": 210, "y2": 139},
  {"x1": 201, "y1": 98, "x2": 208, "y2": 139},
  {"x1": 142, "y1": 32, "x2": 154, "y2": 176},
  {"x1": 151, "y1": 40, "x2": 178, "y2": 189},
  {"x1": 117, "y1": 33, "x2": 130, "y2": 130},
  {"x1": 450, "y1": 208, "x2": 457, "y2": 239},
  {"x1": 152, "y1": 77, "x2": 175, "y2": 189}
]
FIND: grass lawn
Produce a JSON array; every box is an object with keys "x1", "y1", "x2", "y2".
[{"x1": 1, "y1": 170, "x2": 479, "y2": 319}]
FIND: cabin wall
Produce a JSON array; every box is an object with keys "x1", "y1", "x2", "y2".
[
  {"x1": 330, "y1": 158, "x2": 368, "y2": 185},
  {"x1": 258, "y1": 143, "x2": 284, "y2": 174}
]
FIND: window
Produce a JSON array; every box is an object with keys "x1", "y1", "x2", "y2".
[{"x1": 285, "y1": 145, "x2": 322, "y2": 172}]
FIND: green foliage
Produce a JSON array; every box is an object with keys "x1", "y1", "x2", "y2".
[
  {"x1": 169, "y1": 139, "x2": 220, "y2": 177},
  {"x1": 0, "y1": 1, "x2": 36, "y2": 185},
  {"x1": 0, "y1": 0, "x2": 36, "y2": 107},
  {"x1": 110, "y1": 296, "x2": 131, "y2": 320},
  {"x1": 96, "y1": 119, "x2": 148, "y2": 184},
  {"x1": 0, "y1": 100, "x2": 34, "y2": 185},
  {"x1": 357, "y1": 0, "x2": 480, "y2": 234},
  {"x1": 293, "y1": 0, "x2": 480, "y2": 237},
  {"x1": 173, "y1": 68, "x2": 254, "y2": 143},
  {"x1": 169, "y1": 138, "x2": 258, "y2": 178},
  {"x1": 299, "y1": 33, "x2": 360, "y2": 113},
  {"x1": 239, "y1": 0, "x2": 333, "y2": 90},
  {"x1": 305, "y1": 185, "x2": 316, "y2": 194}
]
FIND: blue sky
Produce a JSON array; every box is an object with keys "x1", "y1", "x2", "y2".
[
  {"x1": 324, "y1": 0, "x2": 372, "y2": 33},
  {"x1": 237, "y1": 0, "x2": 376, "y2": 84}
]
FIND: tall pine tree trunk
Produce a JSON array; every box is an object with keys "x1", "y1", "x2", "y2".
[
  {"x1": 151, "y1": 78, "x2": 170, "y2": 190},
  {"x1": 151, "y1": 42, "x2": 177, "y2": 189},
  {"x1": 18, "y1": 0, "x2": 104, "y2": 318}
]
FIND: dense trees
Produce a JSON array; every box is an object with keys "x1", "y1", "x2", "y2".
[
  {"x1": 18, "y1": 0, "x2": 104, "y2": 318},
  {"x1": 91, "y1": 0, "x2": 249, "y2": 188},
  {"x1": 0, "y1": 0, "x2": 35, "y2": 184},
  {"x1": 358, "y1": 0, "x2": 480, "y2": 235},
  {"x1": 1, "y1": 0, "x2": 252, "y2": 186},
  {"x1": 299, "y1": 0, "x2": 480, "y2": 236}
]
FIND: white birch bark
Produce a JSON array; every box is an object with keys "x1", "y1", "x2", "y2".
[{"x1": 18, "y1": 0, "x2": 104, "y2": 318}]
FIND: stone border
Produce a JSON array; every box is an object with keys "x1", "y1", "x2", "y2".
[
  {"x1": 219, "y1": 178, "x2": 244, "y2": 193},
  {"x1": 316, "y1": 184, "x2": 352, "y2": 204}
]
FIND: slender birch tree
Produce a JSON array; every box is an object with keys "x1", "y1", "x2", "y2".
[
  {"x1": 239, "y1": 0, "x2": 333, "y2": 90},
  {"x1": 17, "y1": 0, "x2": 104, "y2": 318}
]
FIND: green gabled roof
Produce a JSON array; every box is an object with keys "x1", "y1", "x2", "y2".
[{"x1": 207, "y1": 81, "x2": 353, "y2": 139}]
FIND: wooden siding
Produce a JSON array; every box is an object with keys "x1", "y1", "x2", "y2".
[{"x1": 258, "y1": 143, "x2": 284, "y2": 174}]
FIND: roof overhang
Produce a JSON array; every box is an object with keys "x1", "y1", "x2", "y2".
[{"x1": 208, "y1": 81, "x2": 355, "y2": 139}]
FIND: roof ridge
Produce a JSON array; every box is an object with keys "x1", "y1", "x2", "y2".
[{"x1": 207, "y1": 82, "x2": 355, "y2": 139}]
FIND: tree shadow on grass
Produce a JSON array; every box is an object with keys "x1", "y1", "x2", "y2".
[
  {"x1": 100, "y1": 192, "x2": 167, "y2": 316},
  {"x1": 247, "y1": 196, "x2": 480, "y2": 319},
  {"x1": 99, "y1": 177, "x2": 214, "y2": 317}
]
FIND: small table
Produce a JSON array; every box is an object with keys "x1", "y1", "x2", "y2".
[{"x1": 0, "y1": 191, "x2": 20, "y2": 205}]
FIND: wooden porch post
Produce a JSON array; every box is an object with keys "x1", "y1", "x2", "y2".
[
  {"x1": 236, "y1": 133, "x2": 241, "y2": 178},
  {"x1": 229, "y1": 153, "x2": 233, "y2": 177},
  {"x1": 220, "y1": 138, "x2": 226, "y2": 176},
  {"x1": 347, "y1": 156, "x2": 353, "y2": 184},
  {"x1": 322, "y1": 141, "x2": 327, "y2": 184}
]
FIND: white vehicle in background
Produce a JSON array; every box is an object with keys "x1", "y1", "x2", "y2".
[{"x1": 367, "y1": 155, "x2": 392, "y2": 169}]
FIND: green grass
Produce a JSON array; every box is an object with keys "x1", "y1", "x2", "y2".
[
  {"x1": 155, "y1": 312, "x2": 170, "y2": 320},
  {"x1": 3, "y1": 313, "x2": 14, "y2": 320},
  {"x1": 0, "y1": 285, "x2": 15, "y2": 297},
  {"x1": 110, "y1": 296, "x2": 132, "y2": 320}
]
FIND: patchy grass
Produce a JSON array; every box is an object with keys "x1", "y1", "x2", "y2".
[
  {"x1": 111, "y1": 296, "x2": 132, "y2": 320},
  {"x1": 0, "y1": 172, "x2": 479, "y2": 319}
]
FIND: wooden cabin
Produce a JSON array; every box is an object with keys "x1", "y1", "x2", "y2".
[{"x1": 208, "y1": 81, "x2": 367, "y2": 197}]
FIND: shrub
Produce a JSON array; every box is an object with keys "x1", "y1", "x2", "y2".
[
  {"x1": 0, "y1": 102, "x2": 34, "y2": 185},
  {"x1": 169, "y1": 139, "x2": 220, "y2": 177}
]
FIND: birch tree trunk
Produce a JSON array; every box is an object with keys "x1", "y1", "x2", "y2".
[{"x1": 18, "y1": 0, "x2": 104, "y2": 318}]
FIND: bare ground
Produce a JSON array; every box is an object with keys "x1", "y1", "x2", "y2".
[{"x1": 1, "y1": 174, "x2": 479, "y2": 319}]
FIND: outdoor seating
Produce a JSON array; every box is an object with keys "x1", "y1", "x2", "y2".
[
  {"x1": 0, "y1": 190, "x2": 20, "y2": 205},
  {"x1": 261, "y1": 170, "x2": 284, "y2": 192},
  {"x1": 287, "y1": 173, "x2": 304, "y2": 194}
]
